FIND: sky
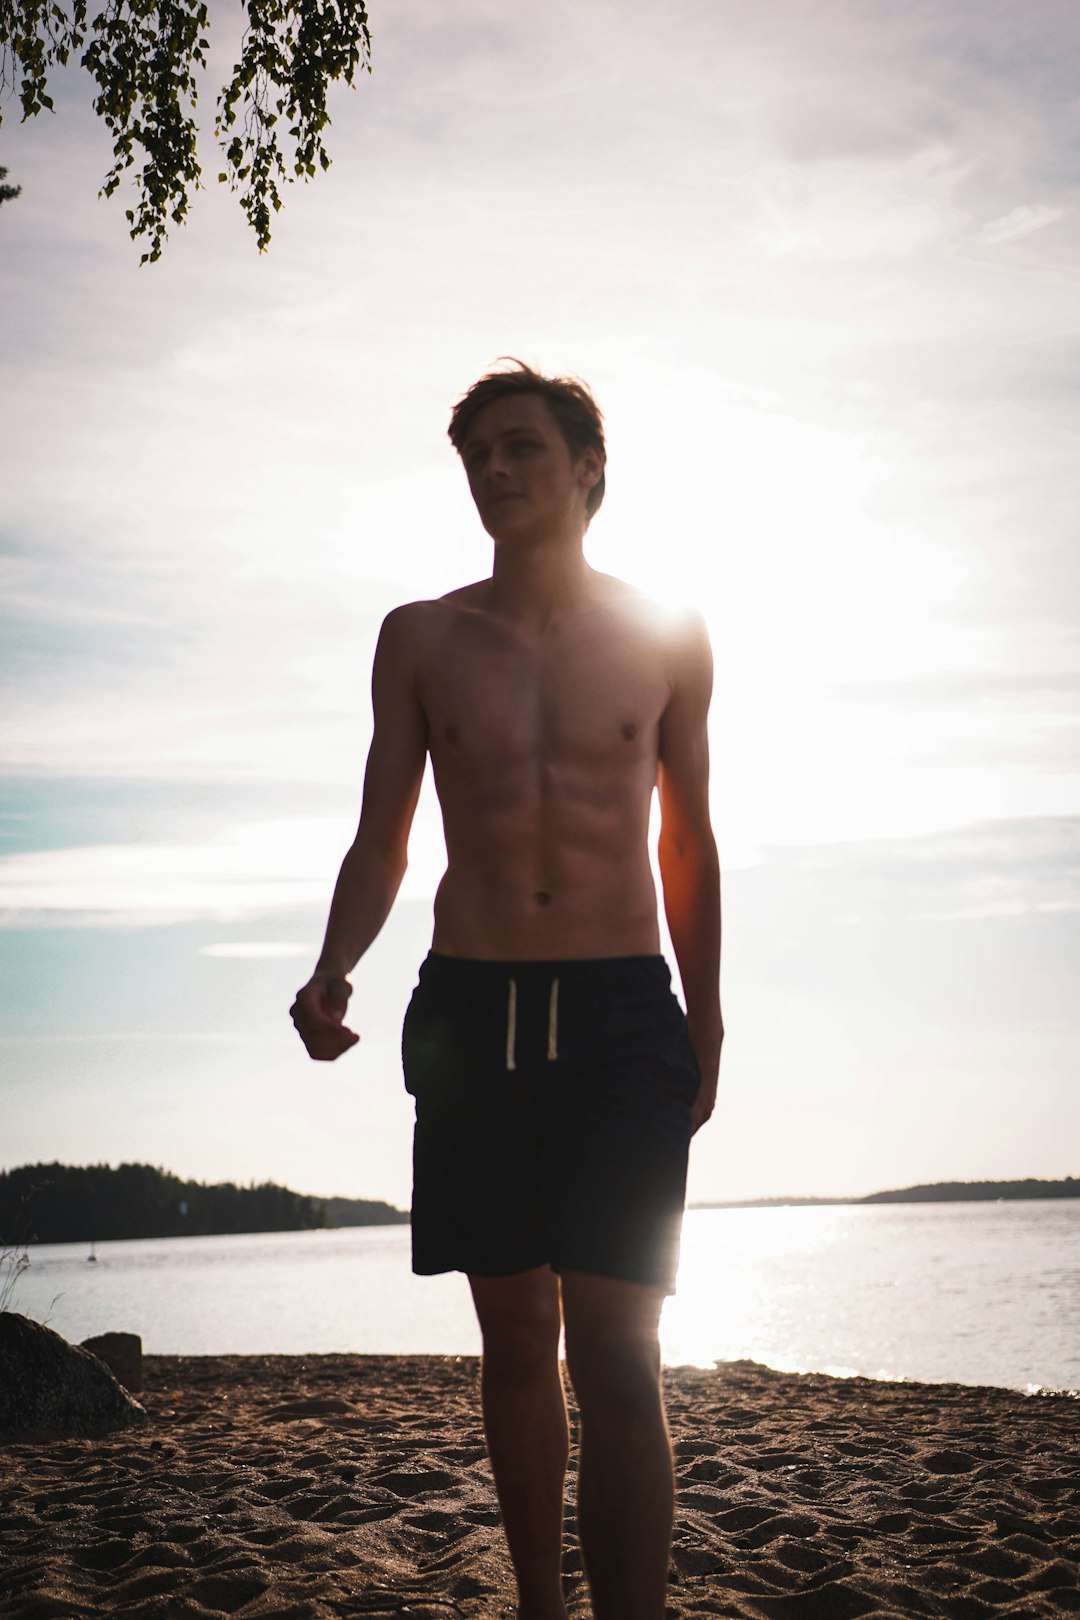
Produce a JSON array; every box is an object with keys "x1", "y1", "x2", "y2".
[{"x1": 1, "y1": 0, "x2": 1078, "y2": 1210}]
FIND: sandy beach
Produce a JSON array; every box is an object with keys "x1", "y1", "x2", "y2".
[{"x1": 1, "y1": 1353, "x2": 1077, "y2": 1618}]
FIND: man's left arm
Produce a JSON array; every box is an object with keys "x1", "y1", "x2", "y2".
[{"x1": 657, "y1": 610, "x2": 723, "y2": 1133}]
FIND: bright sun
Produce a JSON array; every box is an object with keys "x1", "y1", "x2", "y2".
[{"x1": 584, "y1": 380, "x2": 940, "y2": 857}]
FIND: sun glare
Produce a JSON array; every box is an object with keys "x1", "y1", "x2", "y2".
[
  {"x1": 595, "y1": 381, "x2": 897, "y2": 662},
  {"x1": 660, "y1": 1205, "x2": 852, "y2": 1368},
  {"x1": 584, "y1": 377, "x2": 980, "y2": 852}
]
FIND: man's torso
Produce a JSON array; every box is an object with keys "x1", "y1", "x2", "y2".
[{"x1": 402, "y1": 572, "x2": 681, "y2": 960}]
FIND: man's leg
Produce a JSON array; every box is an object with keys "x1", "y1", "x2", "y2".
[
  {"x1": 469, "y1": 1266, "x2": 570, "y2": 1620},
  {"x1": 561, "y1": 1270, "x2": 672, "y2": 1620}
]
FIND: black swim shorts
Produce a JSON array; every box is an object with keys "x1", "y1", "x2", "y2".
[{"x1": 401, "y1": 952, "x2": 700, "y2": 1294}]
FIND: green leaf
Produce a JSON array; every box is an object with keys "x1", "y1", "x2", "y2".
[{"x1": 5, "y1": 0, "x2": 373, "y2": 257}]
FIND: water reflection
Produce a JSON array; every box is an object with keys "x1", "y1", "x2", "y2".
[
  {"x1": 660, "y1": 1201, "x2": 1080, "y2": 1390},
  {"x1": 662, "y1": 1205, "x2": 854, "y2": 1370},
  {"x1": 14, "y1": 1202, "x2": 1078, "y2": 1391}
]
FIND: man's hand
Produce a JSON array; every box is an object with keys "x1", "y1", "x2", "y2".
[
  {"x1": 690, "y1": 1031, "x2": 722, "y2": 1135},
  {"x1": 691, "y1": 1075, "x2": 718, "y2": 1135},
  {"x1": 290, "y1": 972, "x2": 360, "y2": 1061}
]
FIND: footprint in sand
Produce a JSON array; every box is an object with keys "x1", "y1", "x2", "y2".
[
  {"x1": 919, "y1": 1448, "x2": 977, "y2": 1474},
  {"x1": 375, "y1": 1467, "x2": 461, "y2": 1498}
]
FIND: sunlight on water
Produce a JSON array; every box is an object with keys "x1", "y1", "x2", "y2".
[
  {"x1": 661, "y1": 1205, "x2": 851, "y2": 1369},
  {"x1": 661, "y1": 1202, "x2": 1080, "y2": 1391},
  {"x1": 12, "y1": 1202, "x2": 1079, "y2": 1392}
]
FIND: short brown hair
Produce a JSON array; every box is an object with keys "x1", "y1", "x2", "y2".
[{"x1": 448, "y1": 359, "x2": 606, "y2": 519}]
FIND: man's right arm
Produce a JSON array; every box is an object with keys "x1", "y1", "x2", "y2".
[{"x1": 290, "y1": 606, "x2": 429, "y2": 1061}]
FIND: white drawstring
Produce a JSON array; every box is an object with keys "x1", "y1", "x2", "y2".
[
  {"x1": 505, "y1": 978, "x2": 518, "y2": 1071},
  {"x1": 505, "y1": 974, "x2": 560, "y2": 1070}
]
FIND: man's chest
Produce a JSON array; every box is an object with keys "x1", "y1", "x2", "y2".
[{"x1": 419, "y1": 624, "x2": 671, "y2": 771}]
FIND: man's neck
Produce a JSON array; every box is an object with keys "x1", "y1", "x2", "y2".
[{"x1": 487, "y1": 535, "x2": 592, "y2": 630}]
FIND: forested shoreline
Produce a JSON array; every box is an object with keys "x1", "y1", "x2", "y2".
[
  {"x1": 0, "y1": 1163, "x2": 408, "y2": 1246},
  {"x1": 693, "y1": 1177, "x2": 1078, "y2": 1210},
  {"x1": 860, "y1": 1178, "x2": 1078, "y2": 1203},
  {"x1": 3, "y1": 1163, "x2": 1073, "y2": 1246}
]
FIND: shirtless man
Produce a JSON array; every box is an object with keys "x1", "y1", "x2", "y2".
[{"x1": 290, "y1": 362, "x2": 722, "y2": 1620}]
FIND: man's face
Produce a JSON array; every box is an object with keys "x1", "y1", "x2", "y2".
[{"x1": 460, "y1": 393, "x2": 599, "y2": 544}]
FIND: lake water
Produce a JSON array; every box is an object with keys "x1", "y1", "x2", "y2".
[{"x1": 9, "y1": 1200, "x2": 1078, "y2": 1395}]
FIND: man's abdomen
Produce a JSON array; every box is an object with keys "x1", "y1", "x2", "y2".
[{"x1": 431, "y1": 854, "x2": 662, "y2": 960}]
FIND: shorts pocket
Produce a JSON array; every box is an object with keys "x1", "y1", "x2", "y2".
[
  {"x1": 401, "y1": 988, "x2": 488, "y2": 1112},
  {"x1": 401, "y1": 986, "x2": 438, "y2": 1099}
]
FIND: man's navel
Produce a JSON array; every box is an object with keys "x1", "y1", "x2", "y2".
[
  {"x1": 534, "y1": 890, "x2": 552, "y2": 907},
  {"x1": 621, "y1": 721, "x2": 638, "y2": 741}
]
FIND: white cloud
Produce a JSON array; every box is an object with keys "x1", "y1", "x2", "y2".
[
  {"x1": 753, "y1": 814, "x2": 1080, "y2": 926},
  {"x1": 0, "y1": 786, "x2": 447, "y2": 926},
  {"x1": 977, "y1": 204, "x2": 1066, "y2": 245},
  {"x1": 913, "y1": 898, "x2": 1080, "y2": 921},
  {"x1": 0, "y1": 821, "x2": 344, "y2": 925}
]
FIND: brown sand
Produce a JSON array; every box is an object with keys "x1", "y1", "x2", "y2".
[{"x1": 1, "y1": 1354, "x2": 1077, "y2": 1618}]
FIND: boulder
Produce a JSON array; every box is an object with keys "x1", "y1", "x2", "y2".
[
  {"x1": 0, "y1": 1312, "x2": 149, "y2": 1439},
  {"x1": 80, "y1": 1330, "x2": 143, "y2": 1393}
]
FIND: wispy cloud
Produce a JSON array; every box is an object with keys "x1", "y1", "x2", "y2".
[
  {"x1": 977, "y1": 204, "x2": 1066, "y2": 245},
  {"x1": 832, "y1": 672, "x2": 1080, "y2": 709},
  {"x1": 0, "y1": 794, "x2": 447, "y2": 926},
  {"x1": 0, "y1": 821, "x2": 341, "y2": 926},
  {"x1": 756, "y1": 815, "x2": 1080, "y2": 923}
]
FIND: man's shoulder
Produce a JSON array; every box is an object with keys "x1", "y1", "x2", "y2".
[
  {"x1": 382, "y1": 581, "x2": 489, "y2": 625},
  {"x1": 375, "y1": 587, "x2": 492, "y2": 674},
  {"x1": 379, "y1": 588, "x2": 478, "y2": 638}
]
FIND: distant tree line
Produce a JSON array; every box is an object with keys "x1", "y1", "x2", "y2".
[
  {"x1": 0, "y1": 1162, "x2": 405, "y2": 1245},
  {"x1": 322, "y1": 1195, "x2": 409, "y2": 1228},
  {"x1": 692, "y1": 1176, "x2": 1078, "y2": 1210},
  {"x1": 859, "y1": 1177, "x2": 1077, "y2": 1204}
]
